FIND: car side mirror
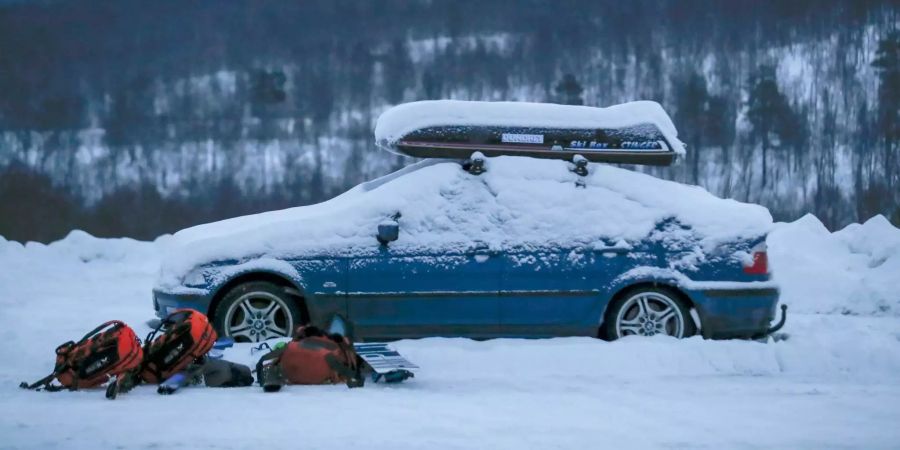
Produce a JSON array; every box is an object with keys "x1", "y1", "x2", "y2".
[{"x1": 377, "y1": 220, "x2": 399, "y2": 245}]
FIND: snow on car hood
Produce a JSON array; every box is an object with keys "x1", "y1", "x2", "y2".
[
  {"x1": 156, "y1": 156, "x2": 772, "y2": 289},
  {"x1": 374, "y1": 100, "x2": 686, "y2": 156}
]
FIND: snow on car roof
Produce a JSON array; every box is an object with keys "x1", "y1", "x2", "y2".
[
  {"x1": 374, "y1": 100, "x2": 686, "y2": 156},
  {"x1": 157, "y1": 156, "x2": 771, "y2": 288}
]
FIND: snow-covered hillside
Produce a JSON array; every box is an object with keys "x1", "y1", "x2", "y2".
[
  {"x1": 3, "y1": 3, "x2": 898, "y2": 246},
  {"x1": 0, "y1": 215, "x2": 898, "y2": 448}
]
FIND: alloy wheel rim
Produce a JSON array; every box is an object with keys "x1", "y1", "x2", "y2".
[
  {"x1": 224, "y1": 292, "x2": 293, "y2": 343},
  {"x1": 615, "y1": 292, "x2": 685, "y2": 338}
]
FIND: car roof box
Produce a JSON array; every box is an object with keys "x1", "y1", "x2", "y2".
[{"x1": 374, "y1": 100, "x2": 685, "y2": 166}]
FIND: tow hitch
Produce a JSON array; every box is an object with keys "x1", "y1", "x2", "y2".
[{"x1": 766, "y1": 304, "x2": 788, "y2": 336}]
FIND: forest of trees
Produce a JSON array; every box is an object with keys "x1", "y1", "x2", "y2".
[{"x1": 0, "y1": 0, "x2": 898, "y2": 242}]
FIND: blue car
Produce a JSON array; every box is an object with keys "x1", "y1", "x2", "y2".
[{"x1": 152, "y1": 156, "x2": 780, "y2": 343}]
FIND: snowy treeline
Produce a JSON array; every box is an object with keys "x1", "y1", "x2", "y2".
[{"x1": 0, "y1": 0, "x2": 898, "y2": 241}]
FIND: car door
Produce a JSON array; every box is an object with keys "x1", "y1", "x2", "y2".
[
  {"x1": 291, "y1": 257, "x2": 348, "y2": 327},
  {"x1": 499, "y1": 240, "x2": 632, "y2": 336},
  {"x1": 346, "y1": 238, "x2": 502, "y2": 339}
]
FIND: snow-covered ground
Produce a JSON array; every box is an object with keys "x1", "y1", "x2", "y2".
[{"x1": 1, "y1": 216, "x2": 898, "y2": 449}]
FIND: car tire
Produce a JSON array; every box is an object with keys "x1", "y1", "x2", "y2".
[
  {"x1": 602, "y1": 287, "x2": 696, "y2": 340},
  {"x1": 213, "y1": 281, "x2": 303, "y2": 343}
]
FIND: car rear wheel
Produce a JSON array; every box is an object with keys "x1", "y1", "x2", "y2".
[
  {"x1": 603, "y1": 287, "x2": 696, "y2": 340},
  {"x1": 214, "y1": 281, "x2": 302, "y2": 343}
]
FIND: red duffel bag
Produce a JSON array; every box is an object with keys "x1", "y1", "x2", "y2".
[{"x1": 256, "y1": 325, "x2": 363, "y2": 388}]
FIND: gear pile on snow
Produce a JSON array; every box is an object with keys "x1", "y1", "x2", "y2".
[
  {"x1": 20, "y1": 310, "x2": 415, "y2": 398},
  {"x1": 19, "y1": 309, "x2": 252, "y2": 399}
]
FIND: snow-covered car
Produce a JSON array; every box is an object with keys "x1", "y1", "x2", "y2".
[{"x1": 153, "y1": 164, "x2": 781, "y2": 342}]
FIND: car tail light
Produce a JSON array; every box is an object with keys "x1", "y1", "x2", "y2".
[{"x1": 743, "y1": 243, "x2": 769, "y2": 275}]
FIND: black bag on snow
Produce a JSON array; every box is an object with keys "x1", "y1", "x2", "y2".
[{"x1": 203, "y1": 359, "x2": 253, "y2": 387}]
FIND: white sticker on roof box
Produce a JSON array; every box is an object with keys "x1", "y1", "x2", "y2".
[{"x1": 501, "y1": 133, "x2": 544, "y2": 144}]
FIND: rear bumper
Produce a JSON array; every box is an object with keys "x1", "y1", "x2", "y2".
[
  {"x1": 686, "y1": 284, "x2": 780, "y2": 339},
  {"x1": 152, "y1": 288, "x2": 213, "y2": 319}
]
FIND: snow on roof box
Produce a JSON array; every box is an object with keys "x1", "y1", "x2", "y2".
[{"x1": 374, "y1": 100, "x2": 686, "y2": 166}]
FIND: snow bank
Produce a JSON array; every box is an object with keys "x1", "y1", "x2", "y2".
[
  {"x1": 0, "y1": 230, "x2": 164, "y2": 270},
  {"x1": 156, "y1": 156, "x2": 770, "y2": 288},
  {"x1": 0, "y1": 231, "x2": 164, "y2": 357},
  {"x1": 769, "y1": 214, "x2": 900, "y2": 316},
  {"x1": 374, "y1": 100, "x2": 686, "y2": 155}
]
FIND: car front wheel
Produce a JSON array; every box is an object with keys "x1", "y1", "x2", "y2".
[
  {"x1": 214, "y1": 281, "x2": 302, "y2": 343},
  {"x1": 603, "y1": 287, "x2": 696, "y2": 340}
]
